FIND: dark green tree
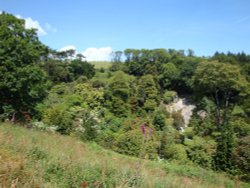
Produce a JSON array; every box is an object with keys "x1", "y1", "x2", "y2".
[
  {"x1": 104, "y1": 71, "x2": 134, "y2": 116},
  {"x1": 137, "y1": 74, "x2": 159, "y2": 111},
  {"x1": 70, "y1": 57, "x2": 95, "y2": 79},
  {"x1": 0, "y1": 12, "x2": 49, "y2": 121},
  {"x1": 159, "y1": 62, "x2": 180, "y2": 89},
  {"x1": 214, "y1": 122, "x2": 236, "y2": 172}
]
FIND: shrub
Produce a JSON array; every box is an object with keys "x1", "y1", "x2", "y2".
[
  {"x1": 43, "y1": 105, "x2": 73, "y2": 134},
  {"x1": 185, "y1": 136, "x2": 216, "y2": 169},
  {"x1": 115, "y1": 129, "x2": 158, "y2": 159},
  {"x1": 162, "y1": 144, "x2": 188, "y2": 162},
  {"x1": 153, "y1": 111, "x2": 166, "y2": 131},
  {"x1": 163, "y1": 91, "x2": 177, "y2": 104}
]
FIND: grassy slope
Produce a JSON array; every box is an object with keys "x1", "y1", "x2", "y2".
[
  {"x1": 90, "y1": 61, "x2": 112, "y2": 69},
  {"x1": 0, "y1": 123, "x2": 248, "y2": 188}
]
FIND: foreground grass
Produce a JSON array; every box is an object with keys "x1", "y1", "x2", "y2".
[{"x1": 0, "y1": 123, "x2": 248, "y2": 188}]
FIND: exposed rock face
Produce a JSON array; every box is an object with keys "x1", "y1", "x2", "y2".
[
  {"x1": 166, "y1": 97, "x2": 196, "y2": 129},
  {"x1": 197, "y1": 110, "x2": 207, "y2": 120}
]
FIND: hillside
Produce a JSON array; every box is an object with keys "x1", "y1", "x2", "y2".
[
  {"x1": 90, "y1": 61, "x2": 112, "y2": 69},
  {"x1": 0, "y1": 123, "x2": 248, "y2": 188}
]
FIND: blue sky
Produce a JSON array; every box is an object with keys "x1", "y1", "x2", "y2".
[{"x1": 1, "y1": 0, "x2": 250, "y2": 60}]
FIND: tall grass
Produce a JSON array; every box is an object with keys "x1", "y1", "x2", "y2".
[{"x1": 0, "y1": 123, "x2": 248, "y2": 188}]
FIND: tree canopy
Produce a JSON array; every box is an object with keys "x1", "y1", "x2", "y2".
[{"x1": 0, "y1": 12, "x2": 49, "y2": 120}]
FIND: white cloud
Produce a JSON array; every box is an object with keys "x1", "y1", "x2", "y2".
[
  {"x1": 59, "y1": 45, "x2": 76, "y2": 52},
  {"x1": 16, "y1": 14, "x2": 47, "y2": 36},
  {"x1": 82, "y1": 47, "x2": 112, "y2": 61},
  {"x1": 45, "y1": 23, "x2": 57, "y2": 33}
]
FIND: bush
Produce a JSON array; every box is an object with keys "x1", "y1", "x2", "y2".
[
  {"x1": 115, "y1": 129, "x2": 158, "y2": 159},
  {"x1": 232, "y1": 136, "x2": 250, "y2": 181},
  {"x1": 163, "y1": 91, "x2": 177, "y2": 104},
  {"x1": 185, "y1": 136, "x2": 216, "y2": 169},
  {"x1": 153, "y1": 111, "x2": 166, "y2": 131},
  {"x1": 162, "y1": 144, "x2": 188, "y2": 161},
  {"x1": 43, "y1": 105, "x2": 73, "y2": 134}
]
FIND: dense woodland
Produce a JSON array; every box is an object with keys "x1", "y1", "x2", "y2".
[{"x1": 1, "y1": 12, "x2": 250, "y2": 182}]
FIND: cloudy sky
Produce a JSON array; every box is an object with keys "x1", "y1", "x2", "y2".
[{"x1": 1, "y1": 0, "x2": 250, "y2": 60}]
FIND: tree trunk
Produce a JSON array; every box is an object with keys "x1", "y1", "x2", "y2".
[{"x1": 214, "y1": 89, "x2": 221, "y2": 128}]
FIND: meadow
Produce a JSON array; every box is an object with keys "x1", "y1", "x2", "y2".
[{"x1": 0, "y1": 123, "x2": 248, "y2": 188}]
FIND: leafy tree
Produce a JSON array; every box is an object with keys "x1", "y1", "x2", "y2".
[
  {"x1": 74, "y1": 83, "x2": 104, "y2": 109},
  {"x1": 104, "y1": 71, "x2": 134, "y2": 116},
  {"x1": 42, "y1": 60, "x2": 73, "y2": 83},
  {"x1": 192, "y1": 61, "x2": 248, "y2": 127},
  {"x1": 176, "y1": 59, "x2": 198, "y2": 93},
  {"x1": 0, "y1": 12, "x2": 49, "y2": 121},
  {"x1": 137, "y1": 74, "x2": 159, "y2": 111},
  {"x1": 153, "y1": 111, "x2": 166, "y2": 131},
  {"x1": 159, "y1": 63, "x2": 180, "y2": 89},
  {"x1": 111, "y1": 51, "x2": 123, "y2": 63},
  {"x1": 70, "y1": 58, "x2": 95, "y2": 79}
]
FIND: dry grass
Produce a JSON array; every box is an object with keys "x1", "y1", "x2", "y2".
[{"x1": 0, "y1": 123, "x2": 248, "y2": 188}]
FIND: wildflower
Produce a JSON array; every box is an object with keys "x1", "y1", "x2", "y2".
[{"x1": 141, "y1": 124, "x2": 146, "y2": 136}]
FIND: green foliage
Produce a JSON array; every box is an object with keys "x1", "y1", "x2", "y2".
[
  {"x1": 137, "y1": 74, "x2": 159, "y2": 111},
  {"x1": 163, "y1": 144, "x2": 188, "y2": 162},
  {"x1": 199, "y1": 97, "x2": 216, "y2": 114},
  {"x1": 185, "y1": 136, "x2": 216, "y2": 168},
  {"x1": 153, "y1": 111, "x2": 166, "y2": 131},
  {"x1": 1, "y1": 12, "x2": 250, "y2": 184},
  {"x1": 214, "y1": 122, "x2": 236, "y2": 172},
  {"x1": 74, "y1": 83, "x2": 104, "y2": 109},
  {"x1": 159, "y1": 63, "x2": 180, "y2": 89},
  {"x1": 194, "y1": 115, "x2": 215, "y2": 136},
  {"x1": 42, "y1": 60, "x2": 73, "y2": 83},
  {"x1": 43, "y1": 105, "x2": 73, "y2": 134},
  {"x1": 176, "y1": 60, "x2": 199, "y2": 92},
  {"x1": 115, "y1": 129, "x2": 158, "y2": 159},
  {"x1": 159, "y1": 128, "x2": 182, "y2": 159},
  {"x1": 230, "y1": 117, "x2": 250, "y2": 137},
  {"x1": 70, "y1": 58, "x2": 95, "y2": 79},
  {"x1": 232, "y1": 105, "x2": 246, "y2": 117},
  {"x1": 163, "y1": 90, "x2": 177, "y2": 104},
  {"x1": 104, "y1": 71, "x2": 134, "y2": 116},
  {"x1": 232, "y1": 136, "x2": 250, "y2": 181},
  {"x1": 71, "y1": 108, "x2": 100, "y2": 141},
  {"x1": 193, "y1": 61, "x2": 247, "y2": 95},
  {"x1": 0, "y1": 13, "x2": 49, "y2": 120}
]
